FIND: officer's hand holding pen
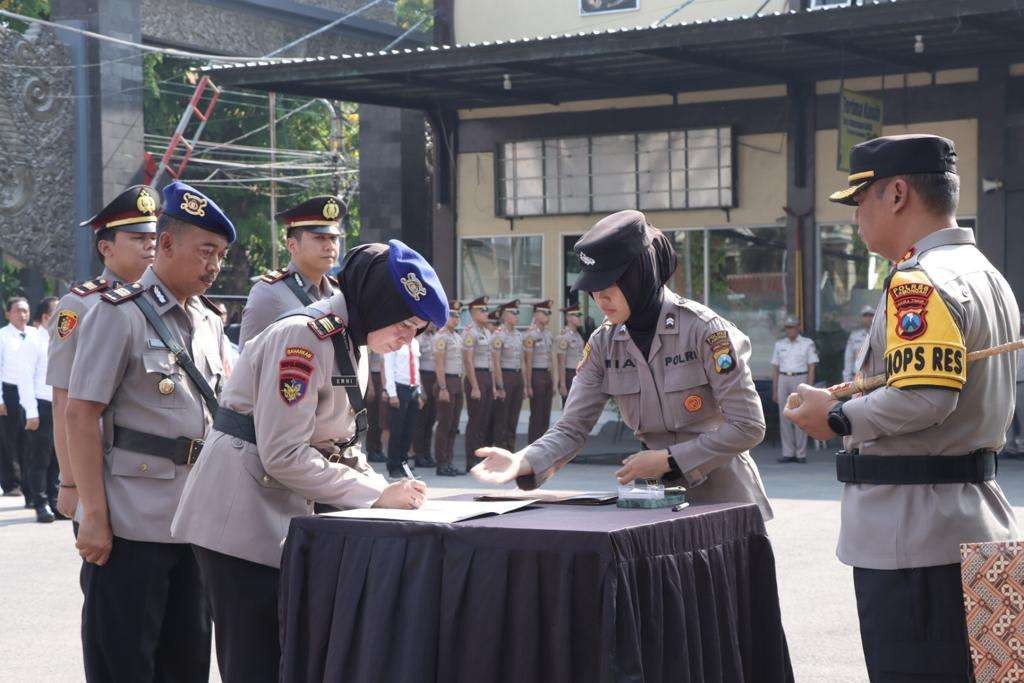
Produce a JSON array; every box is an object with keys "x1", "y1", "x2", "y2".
[
  {"x1": 373, "y1": 466, "x2": 427, "y2": 509},
  {"x1": 471, "y1": 446, "x2": 532, "y2": 484}
]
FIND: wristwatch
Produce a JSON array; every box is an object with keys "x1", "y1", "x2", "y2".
[{"x1": 827, "y1": 402, "x2": 852, "y2": 436}]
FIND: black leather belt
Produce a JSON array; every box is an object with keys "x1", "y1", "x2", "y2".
[
  {"x1": 112, "y1": 426, "x2": 204, "y2": 467},
  {"x1": 212, "y1": 406, "x2": 360, "y2": 459},
  {"x1": 779, "y1": 371, "x2": 807, "y2": 376},
  {"x1": 501, "y1": 367, "x2": 520, "y2": 371},
  {"x1": 836, "y1": 450, "x2": 997, "y2": 485}
]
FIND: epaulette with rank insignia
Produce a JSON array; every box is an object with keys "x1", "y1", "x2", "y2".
[
  {"x1": 70, "y1": 277, "x2": 110, "y2": 298},
  {"x1": 101, "y1": 282, "x2": 144, "y2": 305},
  {"x1": 199, "y1": 295, "x2": 222, "y2": 316},
  {"x1": 307, "y1": 314, "x2": 346, "y2": 340},
  {"x1": 327, "y1": 275, "x2": 339, "y2": 288},
  {"x1": 260, "y1": 269, "x2": 288, "y2": 284}
]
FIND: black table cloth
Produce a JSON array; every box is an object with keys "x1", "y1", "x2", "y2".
[{"x1": 278, "y1": 502, "x2": 793, "y2": 683}]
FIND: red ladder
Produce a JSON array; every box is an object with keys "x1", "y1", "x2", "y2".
[{"x1": 151, "y1": 75, "x2": 222, "y2": 187}]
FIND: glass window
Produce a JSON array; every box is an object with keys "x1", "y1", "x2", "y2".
[{"x1": 460, "y1": 235, "x2": 543, "y2": 304}]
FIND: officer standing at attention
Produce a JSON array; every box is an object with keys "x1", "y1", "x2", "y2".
[
  {"x1": 463, "y1": 296, "x2": 497, "y2": 473},
  {"x1": 523, "y1": 300, "x2": 556, "y2": 442},
  {"x1": 490, "y1": 299, "x2": 524, "y2": 451},
  {"x1": 784, "y1": 135, "x2": 1020, "y2": 681},
  {"x1": 556, "y1": 304, "x2": 585, "y2": 399},
  {"x1": 842, "y1": 305, "x2": 874, "y2": 382},
  {"x1": 772, "y1": 318, "x2": 818, "y2": 463},
  {"x1": 237, "y1": 195, "x2": 342, "y2": 350},
  {"x1": 433, "y1": 301, "x2": 466, "y2": 476},
  {"x1": 46, "y1": 186, "x2": 159, "y2": 521},
  {"x1": 64, "y1": 181, "x2": 233, "y2": 681},
  {"x1": 411, "y1": 323, "x2": 438, "y2": 468},
  {"x1": 172, "y1": 240, "x2": 438, "y2": 682},
  {"x1": 473, "y1": 210, "x2": 772, "y2": 521}
]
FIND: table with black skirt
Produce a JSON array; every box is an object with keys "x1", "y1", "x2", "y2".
[{"x1": 278, "y1": 501, "x2": 793, "y2": 683}]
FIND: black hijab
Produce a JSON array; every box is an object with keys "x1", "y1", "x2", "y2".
[
  {"x1": 338, "y1": 243, "x2": 415, "y2": 348},
  {"x1": 617, "y1": 227, "x2": 678, "y2": 359}
]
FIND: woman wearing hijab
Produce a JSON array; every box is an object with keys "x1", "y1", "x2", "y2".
[
  {"x1": 171, "y1": 240, "x2": 449, "y2": 683},
  {"x1": 473, "y1": 210, "x2": 772, "y2": 519}
]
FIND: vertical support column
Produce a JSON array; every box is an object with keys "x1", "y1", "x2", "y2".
[
  {"x1": 429, "y1": 110, "x2": 457, "y2": 295},
  {"x1": 977, "y1": 64, "x2": 1007, "y2": 272},
  {"x1": 785, "y1": 80, "x2": 816, "y2": 331}
]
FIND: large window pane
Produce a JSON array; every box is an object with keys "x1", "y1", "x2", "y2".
[
  {"x1": 638, "y1": 132, "x2": 670, "y2": 210},
  {"x1": 591, "y1": 133, "x2": 636, "y2": 212},
  {"x1": 460, "y1": 235, "x2": 543, "y2": 303}
]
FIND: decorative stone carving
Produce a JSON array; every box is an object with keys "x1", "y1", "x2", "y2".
[{"x1": 0, "y1": 25, "x2": 74, "y2": 274}]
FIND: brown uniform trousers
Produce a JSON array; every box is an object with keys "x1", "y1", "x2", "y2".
[
  {"x1": 565, "y1": 368, "x2": 577, "y2": 395},
  {"x1": 528, "y1": 369, "x2": 553, "y2": 442},
  {"x1": 364, "y1": 371, "x2": 390, "y2": 455},
  {"x1": 412, "y1": 370, "x2": 437, "y2": 457},
  {"x1": 464, "y1": 370, "x2": 494, "y2": 471},
  {"x1": 494, "y1": 369, "x2": 524, "y2": 451},
  {"x1": 433, "y1": 375, "x2": 463, "y2": 467}
]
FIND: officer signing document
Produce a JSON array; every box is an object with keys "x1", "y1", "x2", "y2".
[{"x1": 472, "y1": 210, "x2": 772, "y2": 521}]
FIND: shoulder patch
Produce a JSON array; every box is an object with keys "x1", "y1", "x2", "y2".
[
  {"x1": 523, "y1": 337, "x2": 535, "y2": 349},
  {"x1": 260, "y1": 269, "x2": 288, "y2": 284},
  {"x1": 491, "y1": 338, "x2": 503, "y2": 350},
  {"x1": 558, "y1": 339, "x2": 569, "y2": 350},
  {"x1": 70, "y1": 277, "x2": 110, "y2": 298},
  {"x1": 884, "y1": 268, "x2": 965, "y2": 390},
  {"x1": 56, "y1": 309, "x2": 79, "y2": 340},
  {"x1": 435, "y1": 338, "x2": 447, "y2": 351},
  {"x1": 307, "y1": 314, "x2": 346, "y2": 340},
  {"x1": 577, "y1": 341, "x2": 591, "y2": 371},
  {"x1": 463, "y1": 335, "x2": 475, "y2": 347},
  {"x1": 705, "y1": 330, "x2": 736, "y2": 374},
  {"x1": 100, "y1": 282, "x2": 144, "y2": 305}
]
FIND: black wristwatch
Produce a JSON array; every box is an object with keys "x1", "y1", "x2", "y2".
[{"x1": 827, "y1": 402, "x2": 852, "y2": 436}]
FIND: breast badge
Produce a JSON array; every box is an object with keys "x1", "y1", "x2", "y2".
[
  {"x1": 684, "y1": 394, "x2": 704, "y2": 412},
  {"x1": 158, "y1": 377, "x2": 175, "y2": 395}
]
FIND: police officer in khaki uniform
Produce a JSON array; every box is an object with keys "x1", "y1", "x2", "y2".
[
  {"x1": 784, "y1": 135, "x2": 1020, "y2": 680},
  {"x1": 173, "y1": 240, "x2": 442, "y2": 682},
  {"x1": 771, "y1": 317, "x2": 818, "y2": 463},
  {"x1": 556, "y1": 304, "x2": 585, "y2": 399},
  {"x1": 47, "y1": 186, "x2": 160, "y2": 521},
  {"x1": 65, "y1": 181, "x2": 234, "y2": 682},
  {"x1": 463, "y1": 296, "x2": 497, "y2": 473},
  {"x1": 491, "y1": 299, "x2": 524, "y2": 451},
  {"x1": 473, "y1": 211, "x2": 772, "y2": 521},
  {"x1": 237, "y1": 195, "x2": 342, "y2": 350},
  {"x1": 523, "y1": 300, "x2": 556, "y2": 442},
  {"x1": 411, "y1": 323, "x2": 438, "y2": 467},
  {"x1": 433, "y1": 301, "x2": 465, "y2": 475}
]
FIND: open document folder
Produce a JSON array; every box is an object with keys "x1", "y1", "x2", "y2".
[
  {"x1": 322, "y1": 499, "x2": 535, "y2": 524},
  {"x1": 475, "y1": 490, "x2": 618, "y2": 505}
]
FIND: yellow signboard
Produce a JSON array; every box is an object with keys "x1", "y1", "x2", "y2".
[{"x1": 837, "y1": 89, "x2": 884, "y2": 172}]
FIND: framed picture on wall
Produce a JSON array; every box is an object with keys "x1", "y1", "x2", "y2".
[{"x1": 580, "y1": 0, "x2": 639, "y2": 16}]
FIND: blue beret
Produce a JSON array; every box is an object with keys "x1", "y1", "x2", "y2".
[
  {"x1": 386, "y1": 239, "x2": 449, "y2": 328},
  {"x1": 160, "y1": 181, "x2": 236, "y2": 244}
]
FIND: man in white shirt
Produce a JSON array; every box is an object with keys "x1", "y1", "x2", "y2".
[
  {"x1": 842, "y1": 305, "x2": 875, "y2": 382},
  {"x1": 771, "y1": 317, "x2": 818, "y2": 463},
  {"x1": 383, "y1": 338, "x2": 422, "y2": 479},
  {"x1": 0, "y1": 297, "x2": 42, "y2": 511},
  {"x1": 27, "y1": 298, "x2": 60, "y2": 522}
]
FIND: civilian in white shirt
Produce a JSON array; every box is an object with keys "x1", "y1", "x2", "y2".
[
  {"x1": 0, "y1": 297, "x2": 42, "y2": 512},
  {"x1": 771, "y1": 317, "x2": 819, "y2": 463},
  {"x1": 383, "y1": 338, "x2": 423, "y2": 478},
  {"x1": 26, "y1": 298, "x2": 60, "y2": 522}
]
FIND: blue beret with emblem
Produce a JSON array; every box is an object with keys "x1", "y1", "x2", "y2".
[
  {"x1": 385, "y1": 239, "x2": 448, "y2": 328},
  {"x1": 160, "y1": 181, "x2": 236, "y2": 244}
]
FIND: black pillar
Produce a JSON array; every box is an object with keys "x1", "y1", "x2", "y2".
[
  {"x1": 785, "y1": 80, "x2": 816, "y2": 331},
  {"x1": 977, "y1": 65, "x2": 1008, "y2": 275}
]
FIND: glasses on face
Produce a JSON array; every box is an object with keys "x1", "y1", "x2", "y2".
[{"x1": 505, "y1": 308, "x2": 519, "y2": 315}]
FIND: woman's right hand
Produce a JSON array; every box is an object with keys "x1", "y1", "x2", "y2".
[
  {"x1": 471, "y1": 447, "x2": 532, "y2": 485},
  {"x1": 373, "y1": 479, "x2": 427, "y2": 509}
]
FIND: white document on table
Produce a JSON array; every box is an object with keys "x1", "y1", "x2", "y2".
[{"x1": 322, "y1": 499, "x2": 535, "y2": 524}]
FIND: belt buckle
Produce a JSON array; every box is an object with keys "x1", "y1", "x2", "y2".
[
  {"x1": 327, "y1": 450, "x2": 343, "y2": 464},
  {"x1": 186, "y1": 439, "x2": 203, "y2": 467}
]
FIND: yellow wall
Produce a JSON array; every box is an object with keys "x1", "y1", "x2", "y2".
[
  {"x1": 457, "y1": 132, "x2": 788, "y2": 301},
  {"x1": 453, "y1": 0, "x2": 789, "y2": 45}
]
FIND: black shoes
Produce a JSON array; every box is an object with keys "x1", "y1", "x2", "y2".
[
  {"x1": 777, "y1": 456, "x2": 807, "y2": 464},
  {"x1": 35, "y1": 503, "x2": 55, "y2": 524},
  {"x1": 436, "y1": 465, "x2": 464, "y2": 476},
  {"x1": 414, "y1": 454, "x2": 436, "y2": 468},
  {"x1": 367, "y1": 451, "x2": 387, "y2": 463}
]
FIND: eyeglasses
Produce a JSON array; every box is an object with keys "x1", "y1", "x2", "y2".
[{"x1": 504, "y1": 308, "x2": 519, "y2": 314}]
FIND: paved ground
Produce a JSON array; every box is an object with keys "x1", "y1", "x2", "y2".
[{"x1": 3, "y1": 443, "x2": 1023, "y2": 682}]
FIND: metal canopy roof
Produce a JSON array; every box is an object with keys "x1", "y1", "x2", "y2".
[{"x1": 207, "y1": 0, "x2": 1024, "y2": 111}]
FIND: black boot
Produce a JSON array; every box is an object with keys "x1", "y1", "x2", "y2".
[
  {"x1": 414, "y1": 453, "x2": 436, "y2": 468},
  {"x1": 35, "y1": 503, "x2": 55, "y2": 523}
]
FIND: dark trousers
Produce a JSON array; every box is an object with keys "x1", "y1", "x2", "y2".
[
  {"x1": 80, "y1": 537, "x2": 211, "y2": 682},
  {"x1": 565, "y1": 368, "x2": 577, "y2": 396},
  {"x1": 853, "y1": 564, "x2": 973, "y2": 682},
  {"x1": 464, "y1": 369, "x2": 494, "y2": 472},
  {"x1": 193, "y1": 545, "x2": 280, "y2": 683},
  {"x1": 2, "y1": 382, "x2": 28, "y2": 501},
  {"x1": 493, "y1": 369, "x2": 523, "y2": 451},
  {"x1": 26, "y1": 399, "x2": 58, "y2": 507},
  {"x1": 365, "y1": 371, "x2": 384, "y2": 455},
  {"x1": 411, "y1": 370, "x2": 437, "y2": 457},
  {"x1": 527, "y1": 369, "x2": 554, "y2": 442},
  {"x1": 386, "y1": 383, "x2": 419, "y2": 473},
  {"x1": 433, "y1": 375, "x2": 463, "y2": 467}
]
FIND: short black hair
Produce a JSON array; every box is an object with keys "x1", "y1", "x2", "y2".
[
  {"x1": 875, "y1": 172, "x2": 959, "y2": 216},
  {"x1": 6, "y1": 296, "x2": 28, "y2": 312},
  {"x1": 94, "y1": 228, "x2": 117, "y2": 264},
  {"x1": 33, "y1": 297, "x2": 58, "y2": 323},
  {"x1": 156, "y1": 214, "x2": 191, "y2": 236}
]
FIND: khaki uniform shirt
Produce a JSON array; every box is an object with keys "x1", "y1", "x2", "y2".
[
  {"x1": 556, "y1": 327, "x2": 585, "y2": 371},
  {"x1": 492, "y1": 327, "x2": 524, "y2": 370},
  {"x1": 523, "y1": 326, "x2": 553, "y2": 369},
  {"x1": 518, "y1": 291, "x2": 772, "y2": 519},
  {"x1": 67, "y1": 267, "x2": 225, "y2": 544},
  {"x1": 842, "y1": 328, "x2": 870, "y2": 382},
  {"x1": 419, "y1": 330, "x2": 436, "y2": 372},
  {"x1": 434, "y1": 329, "x2": 464, "y2": 377},
  {"x1": 238, "y1": 260, "x2": 337, "y2": 351},
  {"x1": 840, "y1": 227, "x2": 1020, "y2": 569},
  {"x1": 46, "y1": 266, "x2": 125, "y2": 390},
  {"x1": 172, "y1": 292, "x2": 388, "y2": 568},
  {"x1": 464, "y1": 324, "x2": 493, "y2": 370}
]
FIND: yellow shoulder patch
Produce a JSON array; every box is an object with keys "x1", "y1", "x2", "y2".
[{"x1": 885, "y1": 269, "x2": 965, "y2": 390}]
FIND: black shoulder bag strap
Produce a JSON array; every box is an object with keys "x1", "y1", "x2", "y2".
[
  {"x1": 133, "y1": 295, "x2": 220, "y2": 417},
  {"x1": 283, "y1": 271, "x2": 315, "y2": 307}
]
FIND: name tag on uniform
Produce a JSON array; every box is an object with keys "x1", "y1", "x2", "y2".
[
  {"x1": 148, "y1": 339, "x2": 168, "y2": 349},
  {"x1": 332, "y1": 376, "x2": 358, "y2": 387}
]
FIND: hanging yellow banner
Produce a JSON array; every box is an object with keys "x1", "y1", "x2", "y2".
[{"x1": 837, "y1": 89, "x2": 884, "y2": 172}]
